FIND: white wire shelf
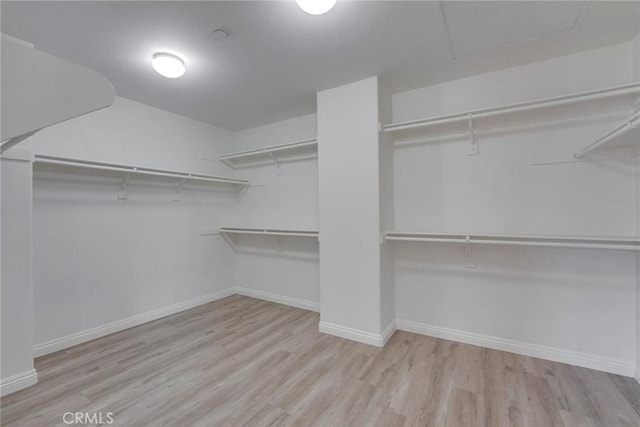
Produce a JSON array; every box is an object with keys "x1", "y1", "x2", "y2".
[
  {"x1": 33, "y1": 154, "x2": 249, "y2": 186},
  {"x1": 574, "y1": 111, "x2": 640, "y2": 159},
  {"x1": 219, "y1": 138, "x2": 318, "y2": 168},
  {"x1": 385, "y1": 231, "x2": 640, "y2": 251},
  {"x1": 219, "y1": 227, "x2": 319, "y2": 238},
  {"x1": 383, "y1": 83, "x2": 640, "y2": 136}
]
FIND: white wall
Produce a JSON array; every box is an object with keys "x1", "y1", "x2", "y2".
[
  {"x1": 392, "y1": 41, "x2": 639, "y2": 375},
  {"x1": 230, "y1": 114, "x2": 320, "y2": 308},
  {"x1": 230, "y1": 113, "x2": 318, "y2": 229},
  {"x1": 1, "y1": 144, "x2": 37, "y2": 395},
  {"x1": 31, "y1": 97, "x2": 237, "y2": 350}
]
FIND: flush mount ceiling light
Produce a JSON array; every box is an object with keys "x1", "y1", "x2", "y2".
[
  {"x1": 296, "y1": 0, "x2": 336, "y2": 15},
  {"x1": 152, "y1": 52, "x2": 185, "y2": 78}
]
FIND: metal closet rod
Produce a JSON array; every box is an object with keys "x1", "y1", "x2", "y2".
[
  {"x1": 385, "y1": 232, "x2": 640, "y2": 251},
  {"x1": 219, "y1": 138, "x2": 318, "y2": 161},
  {"x1": 384, "y1": 82, "x2": 640, "y2": 133},
  {"x1": 219, "y1": 227, "x2": 319, "y2": 238},
  {"x1": 33, "y1": 154, "x2": 249, "y2": 185},
  {"x1": 573, "y1": 111, "x2": 640, "y2": 159}
]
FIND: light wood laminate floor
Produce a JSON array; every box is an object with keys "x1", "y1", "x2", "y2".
[{"x1": 2, "y1": 295, "x2": 639, "y2": 426}]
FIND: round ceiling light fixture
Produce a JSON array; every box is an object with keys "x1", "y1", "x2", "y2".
[
  {"x1": 296, "y1": 0, "x2": 336, "y2": 15},
  {"x1": 152, "y1": 52, "x2": 186, "y2": 78}
]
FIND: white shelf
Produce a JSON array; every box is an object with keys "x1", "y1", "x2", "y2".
[
  {"x1": 574, "y1": 110, "x2": 640, "y2": 158},
  {"x1": 383, "y1": 83, "x2": 640, "y2": 138},
  {"x1": 385, "y1": 231, "x2": 640, "y2": 251},
  {"x1": 219, "y1": 227, "x2": 319, "y2": 238},
  {"x1": 219, "y1": 139, "x2": 317, "y2": 168},
  {"x1": 33, "y1": 154, "x2": 249, "y2": 187}
]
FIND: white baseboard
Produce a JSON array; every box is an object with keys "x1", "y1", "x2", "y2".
[
  {"x1": 381, "y1": 320, "x2": 397, "y2": 346},
  {"x1": 33, "y1": 289, "x2": 235, "y2": 358},
  {"x1": 0, "y1": 369, "x2": 38, "y2": 396},
  {"x1": 234, "y1": 286, "x2": 320, "y2": 312},
  {"x1": 396, "y1": 319, "x2": 634, "y2": 377},
  {"x1": 318, "y1": 321, "x2": 388, "y2": 347},
  {"x1": 32, "y1": 286, "x2": 632, "y2": 377}
]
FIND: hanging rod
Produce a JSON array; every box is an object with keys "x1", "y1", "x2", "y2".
[
  {"x1": 573, "y1": 111, "x2": 640, "y2": 159},
  {"x1": 219, "y1": 139, "x2": 317, "y2": 168},
  {"x1": 33, "y1": 154, "x2": 249, "y2": 186},
  {"x1": 219, "y1": 227, "x2": 319, "y2": 238},
  {"x1": 385, "y1": 231, "x2": 640, "y2": 251},
  {"x1": 384, "y1": 82, "x2": 640, "y2": 133}
]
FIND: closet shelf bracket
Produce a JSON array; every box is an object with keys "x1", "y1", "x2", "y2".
[
  {"x1": 465, "y1": 236, "x2": 477, "y2": 268},
  {"x1": 118, "y1": 170, "x2": 133, "y2": 200},
  {"x1": 268, "y1": 151, "x2": 283, "y2": 175},
  {"x1": 173, "y1": 176, "x2": 188, "y2": 202},
  {"x1": 467, "y1": 113, "x2": 478, "y2": 156},
  {"x1": 574, "y1": 111, "x2": 640, "y2": 159}
]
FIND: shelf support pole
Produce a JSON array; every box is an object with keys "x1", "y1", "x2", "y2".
[
  {"x1": 173, "y1": 176, "x2": 188, "y2": 201},
  {"x1": 220, "y1": 231, "x2": 236, "y2": 250},
  {"x1": 465, "y1": 236, "x2": 476, "y2": 268},
  {"x1": 268, "y1": 151, "x2": 282, "y2": 175},
  {"x1": 117, "y1": 170, "x2": 132, "y2": 200},
  {"x1": 467, "y1": 113, "x2": 479, "y2": 156}
]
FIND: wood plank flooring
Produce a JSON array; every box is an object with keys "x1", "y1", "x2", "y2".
[{"x1": 1, "y1": 295, "x2": 639, "y2": 426}]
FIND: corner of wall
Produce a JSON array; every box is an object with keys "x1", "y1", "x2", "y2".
[
  {"x1": 634, "y1": 26, "x2": 640, "y2": 385},
  {"x1": 378, "y1": 77, "x2": 396, "y2": 333},
  {"x1": 1, "y1": 143, "x2": 36, "y2": 396}
]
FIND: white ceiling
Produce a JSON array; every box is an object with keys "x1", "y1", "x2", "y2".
[{"x1": 2, "y1": 1, "x2": 638, "y2": 131}]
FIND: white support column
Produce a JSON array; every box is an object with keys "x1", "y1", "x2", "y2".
[
  {"x1": 632, "y1": 30, "x2": 640, "y2": 384},
  {"x1": 1, "y1": 144, "x2": 37, "y2": 396},
  {"x1": 317, "y1": 77, "x2": 392, "y2": 346}
]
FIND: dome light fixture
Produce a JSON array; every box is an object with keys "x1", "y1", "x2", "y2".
[
  {"x1": 296, "y1": 0, "x2": 336, "y2": 15},
  {"x1": 152, "y1": 52, "x2": 186, "y2": 78}
]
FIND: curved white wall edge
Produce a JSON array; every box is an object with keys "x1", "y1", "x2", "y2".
[
  {"x1": 1, "y1": 35, "x2": 114, "y2": 144},
  {"x1": 0, "y1": 146, "x2": 32, "y2": 162}
]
